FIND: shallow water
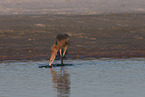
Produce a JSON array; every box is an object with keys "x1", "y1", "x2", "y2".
[{"x1": 0, "y1": 58, "x2": 145, "y2": 97}]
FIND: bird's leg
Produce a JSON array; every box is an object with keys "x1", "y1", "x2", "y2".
[
  {"x1": 63, "y1": 46, "x2": 68, "y2": 57},
  {"x1": 60, "y1": 49, "x2": 62, "y2": 57}
]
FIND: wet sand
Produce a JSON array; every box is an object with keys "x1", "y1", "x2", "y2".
[{"x1": 0, "y1": 13, "x2": 145, "y2": 60}]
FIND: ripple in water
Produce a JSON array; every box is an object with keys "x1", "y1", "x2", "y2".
[{"x1": 0, "y1": 58, "x2": 145, "y2": 97}]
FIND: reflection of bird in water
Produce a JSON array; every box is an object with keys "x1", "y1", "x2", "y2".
[{"x1": 50, "y1": 67, "x2": 71, "y2": 97}]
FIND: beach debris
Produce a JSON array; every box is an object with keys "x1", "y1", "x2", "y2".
[{"x1": 34, "y1": 24, "x2": 46, "y2": 27}]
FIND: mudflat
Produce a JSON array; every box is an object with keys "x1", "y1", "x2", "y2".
[{"x1": 0, "y1": 13, "x2": 145, "y2": 60}]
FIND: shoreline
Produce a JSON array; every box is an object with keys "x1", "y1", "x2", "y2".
[
  {"x1": 1, "y1": 52, "x2": 145, "y2": 61},
  {"x1": 0, "y1": 55, "x2": 145, "y2": 62}
]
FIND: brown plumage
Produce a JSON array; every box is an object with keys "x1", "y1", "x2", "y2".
[{"x1": 49, "y1": 34, "x2": 70, "y2": 66}]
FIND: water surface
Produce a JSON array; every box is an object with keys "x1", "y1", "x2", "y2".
[
  {"x1": 0, "y1": 58, "x2": 145, "y2": 97},
  {"x1": 0, "y1": 0, "x2": 145, "y2": 15}
]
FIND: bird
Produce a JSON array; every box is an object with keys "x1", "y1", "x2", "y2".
[{"x1": 49, "y1": 34, "x2": 70, "y2": 66}]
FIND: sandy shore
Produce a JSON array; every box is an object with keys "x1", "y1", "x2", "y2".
[{"x1": 0, "y1": 13, "x2": 145, "y2": 61}]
